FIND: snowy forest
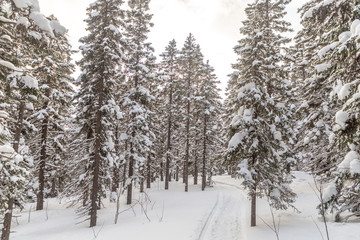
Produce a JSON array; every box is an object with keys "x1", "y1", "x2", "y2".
[{"x1": 1, "y1": 0, "x2": 360, "y2": 239}]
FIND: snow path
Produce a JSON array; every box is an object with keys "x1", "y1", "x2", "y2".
[
  {"x1": 10, "y1": 173, "x2": 360, "y2": 240},
  {"x1": 197, "y1": 181, "x2": 248, "y2": 240}
]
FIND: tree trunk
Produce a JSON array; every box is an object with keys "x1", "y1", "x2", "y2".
[
  {"x1": 1, "y1": 199, "x2": 13, "y2": 240},
  {"x1": 90, "y1": 76, "x2": 104, "y2": 227},
  {"x1": 165, "y1": 86, "x2": 172, "y2": 190},
  {"x1": 50, "y1": 179, "x2": 57, "y2": 198},
  {"x1": 176, "y1": 164, "x2": 179, "y2": 182},
  {"x1": 194, "y1": 149, "x2": 198, "y2": 185},
  {"x1": 111, "y1": 125, "x2": 120, "y2": 197},
  {"x1": 251, "y1": 188, "x2": 256, "y2": 227},
  {"x1": 201, "y1": 115, "x2": 207, "y2": 191},
  {"x1": 160, "y1": 162, "x2": 164, "y2": 181},
  {"x1": 2, "y1": 100, "x2": 26, "y2": 240},
  {"x1": 185, "y1": 100, "x2": 190, "y2": 192},
  {"x1": 140, "y1": 177, "x2": 144, "y2": 193},
  {"x1": 127, "y1": 147, "x2": 134, "y2": 205},
  {"x1": 146, "y1": 155, "x2": 151, "y2": 188},
  {"x1": 37, "y1": 115, "x2": 49, "y2": 211}
]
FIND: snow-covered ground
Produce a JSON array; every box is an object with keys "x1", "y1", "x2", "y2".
[{"x1": 10, "y1": 172, "x2": 360, "y2": 240}]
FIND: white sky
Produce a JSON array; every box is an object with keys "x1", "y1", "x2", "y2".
[{"x1": 38, "y1": 0, "x2": 308, "y2": 95}]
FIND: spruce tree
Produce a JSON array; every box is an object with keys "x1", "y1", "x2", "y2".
[
  {"x1": 75, "y1": 0, "x2": 125, "y2": 227},
  {"x1": 226, "y1": 0, "x2": 296, "y2": 227},
  {"x1": 123, "y1": 0, "x2": 156, "y2": 204},
  {"x1": 158, "y1": 39, "x2": 179, "y2": 190},
  {"x1": 177, "y1": 33, "x2": 204, "y2": 192}
]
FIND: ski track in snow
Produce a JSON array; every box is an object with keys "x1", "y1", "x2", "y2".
[{"x1": 197, "y1": 182, "x2": 247, "y2": 240}]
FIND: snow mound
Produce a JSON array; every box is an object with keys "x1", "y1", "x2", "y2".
[
  {"x1": 335, "y1": 110, "x2": 348, "y2": 129},
  {"x1": 323, "y1": 183, "x2": 337, "y2": 202},
  {"x1": 338, "y1": 151, "x2": 360, "y2": 171}
]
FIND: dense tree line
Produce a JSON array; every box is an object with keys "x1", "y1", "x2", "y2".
[
  {"x1": 2, "y1": 0, "x2": 360, "y2": 237},
  {"x1": 225, "y1": 0, "x2": 360, "y2": 226},
  {"x1": 0, "y1": 0, "x2": 223, "y2": 236}
]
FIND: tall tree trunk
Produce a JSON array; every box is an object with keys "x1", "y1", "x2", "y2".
[
  {"x1": 146, "y1": 155, "x2": 151, "y2": 188},
  {"x1": 160, "y1": 162, "x2": 164, "y2": 181},
  {"x1": 90, "y1": 77, "x2": 104, "y2": 227},
  {"x1": 1, "y1": 199, "x2": 13, "y2": 240},
  {"x1": 251, "y1": 187, "x2": 256, "y2": 227},
  {"x1": 185, "y1": 99, "x2": 190, "y2": 192},
  {"x1": 122, "y1": 140, "x2": 128, "y2": 188},
  {"x1": 165, "y1": 86, "x2": 173, "y2": 190},
  {"x1": 2, "y1": 100, "x2": 25, "y2": 240},
  {"x1": 111, "y1": 126, "x2": 120, "y2": 199},
  {"x1": 36, "y1": 115, "x2": 49, "y2": 211},
  {"x1": 201, "y1": 115, "x2": 207, "y2": 191},
  {"x1": 194, "y1": 145, "x2": 198, "y2": 185},
  {"x1": 127, "y1": 142, "x2": 134, "y2": 205},
  {"x1": 176, "y1": 164, "x2": 179, "y2": 182}
]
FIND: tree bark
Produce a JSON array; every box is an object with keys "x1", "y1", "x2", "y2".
[
  {"x1": 146, "y1": 155, "x2": 151, "y2": 188},
  {"x1": 126, "y1": 144, "x2": 134, "y2": 205},
  {"x1": 2, "y1": 100, "x2": 26, "y2": 240},
  {"x1": 90, "y1": 75, "x2": 104, "y2": 227},
  {"x1": 185, "y1": 99, "x2": 190, "y2": 192},
  {"x1": 36, "y1": 114, "x2": 49, "y2": 211},
  {"x1": 251, "y1": 187, "x2": 256, "y2": 227},
  {"x1": 1, "y1": 199, "x2": 13, "y2": 240},
  {"x1": 176, "y1": 164, "x2": 179, "y2": 182},
  {"x1": 194, "y1": 147, "x2": 198, "y2": 185},
  {"x1": 201, "y1": 115, "x2": 207, "y2": 191},
  {"x1": 165, "y1": 85, "x2": 173, "y2": 190}
]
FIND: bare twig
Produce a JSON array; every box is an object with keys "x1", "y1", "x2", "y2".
[
  {"x1": 309, "y1": 177, "x2": 330, "y2": 240},
  {"x1": 91, "y1": 222, "x2": 105, "y2": 240}
]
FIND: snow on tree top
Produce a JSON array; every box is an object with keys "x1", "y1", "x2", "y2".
[
  {"x1": 302, "y1": 0, "x2": 334, "y2": 20},
  {"x1": 13, "y1": 0, "x2": 40, "y2": 12},
  {"x1": 29, "y1": 12, "x2": 55, "y2": 37}
]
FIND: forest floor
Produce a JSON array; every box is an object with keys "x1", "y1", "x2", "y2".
[{"x1": 10, "y1": 172, "x2": 360, "y2": 240}]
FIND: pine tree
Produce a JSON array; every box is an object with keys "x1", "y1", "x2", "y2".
[
  {"x1": 198, "y1": 61, "x2": 223, "y2": 191},
  {"x1": 158, "y1": 39, "x2": 179, "y2": 190},
  {"x1": 74, "y1": 0, "x2": 125, "y2": 227},
  {"x1": 177, "y1": 33, "x2": 204, "y2": 192},
  {"x1": 123, "y1": 0, "x2": 156, "y2": 204},
  {"x1": 226, "y1": 0, "x2": 296, "y2": 227},
  {"x1": 305, "y1": 0, "x2": 360, "y2": 221}
]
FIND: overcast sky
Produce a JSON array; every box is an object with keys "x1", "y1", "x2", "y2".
[{"x1": 38, "y1": 0, "x2": 308, "y2": 94}]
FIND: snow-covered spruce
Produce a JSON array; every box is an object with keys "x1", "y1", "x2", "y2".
[
  {"x1": 225, "y1": 0, "x2": 296, "y2": 227},
  {"x1": 71, "y1": 0, "x2": 125, "y2": 227}
]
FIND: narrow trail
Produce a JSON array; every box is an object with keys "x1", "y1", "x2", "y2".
[{"x1": 197, "y1": 182, "x2": 248, "y2": 240}]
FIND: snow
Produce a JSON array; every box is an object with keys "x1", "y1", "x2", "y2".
[
  {"x1": 29, "y1": 12, "x2": 55, "y2": 38},
  {"x1": 350, "y1": 159, "x2": 360, "y2": 175},
  {"x1": 23, "y1": 75, "x2": 39, "y2": 89},
  {"x1": 228, "y1": 132, "x2": 245, "y2": 150},
  {"x1": 9, "y1": 173, "x2": 360, "y2": 240},
  {"x1": 318, "y1": 42, "x2": 338, "y2": 59},
  {"x1": 338, "y1": 151, "x2": 360, "y2": 171},
  {"x1": 302, "y1": 0, "x2": 334, "y2": 20},
  {"x1": 238, "y1": 82, "x2": 256, "y2": 99},
  {"x1": 338, "y1": 83, "x2": 351, "y2": 100},
  {"x1": 17, "y1": 17, "x2": 30, "y2": 28},
  {"x1": 50, "y1": 20, "x2": 67, "y2": 35},
  {"x1": 0, "y1": 59, "x2": 21, "y2": 71},
  {"x1": 315, "y1": 63, "x2": 331, "y2": 73},
  {"x1": 13, "y1": 0, "x2": 40, "y2": 12},
  {"x1": 0, "y1": 16, "x2": 16, "y2": 24},
  {"x1": 350, "y1": 19, "x2": 360, "y2": 36},
  {"x1": 322, "y1": 183, "x2": 337, "y2": 202},
  {"x1": 0, "y1": 144, "x2": 15, "y2": 154},
  {"x1": 335, "y1": 110, "x2": 348, "y2": 129}
]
